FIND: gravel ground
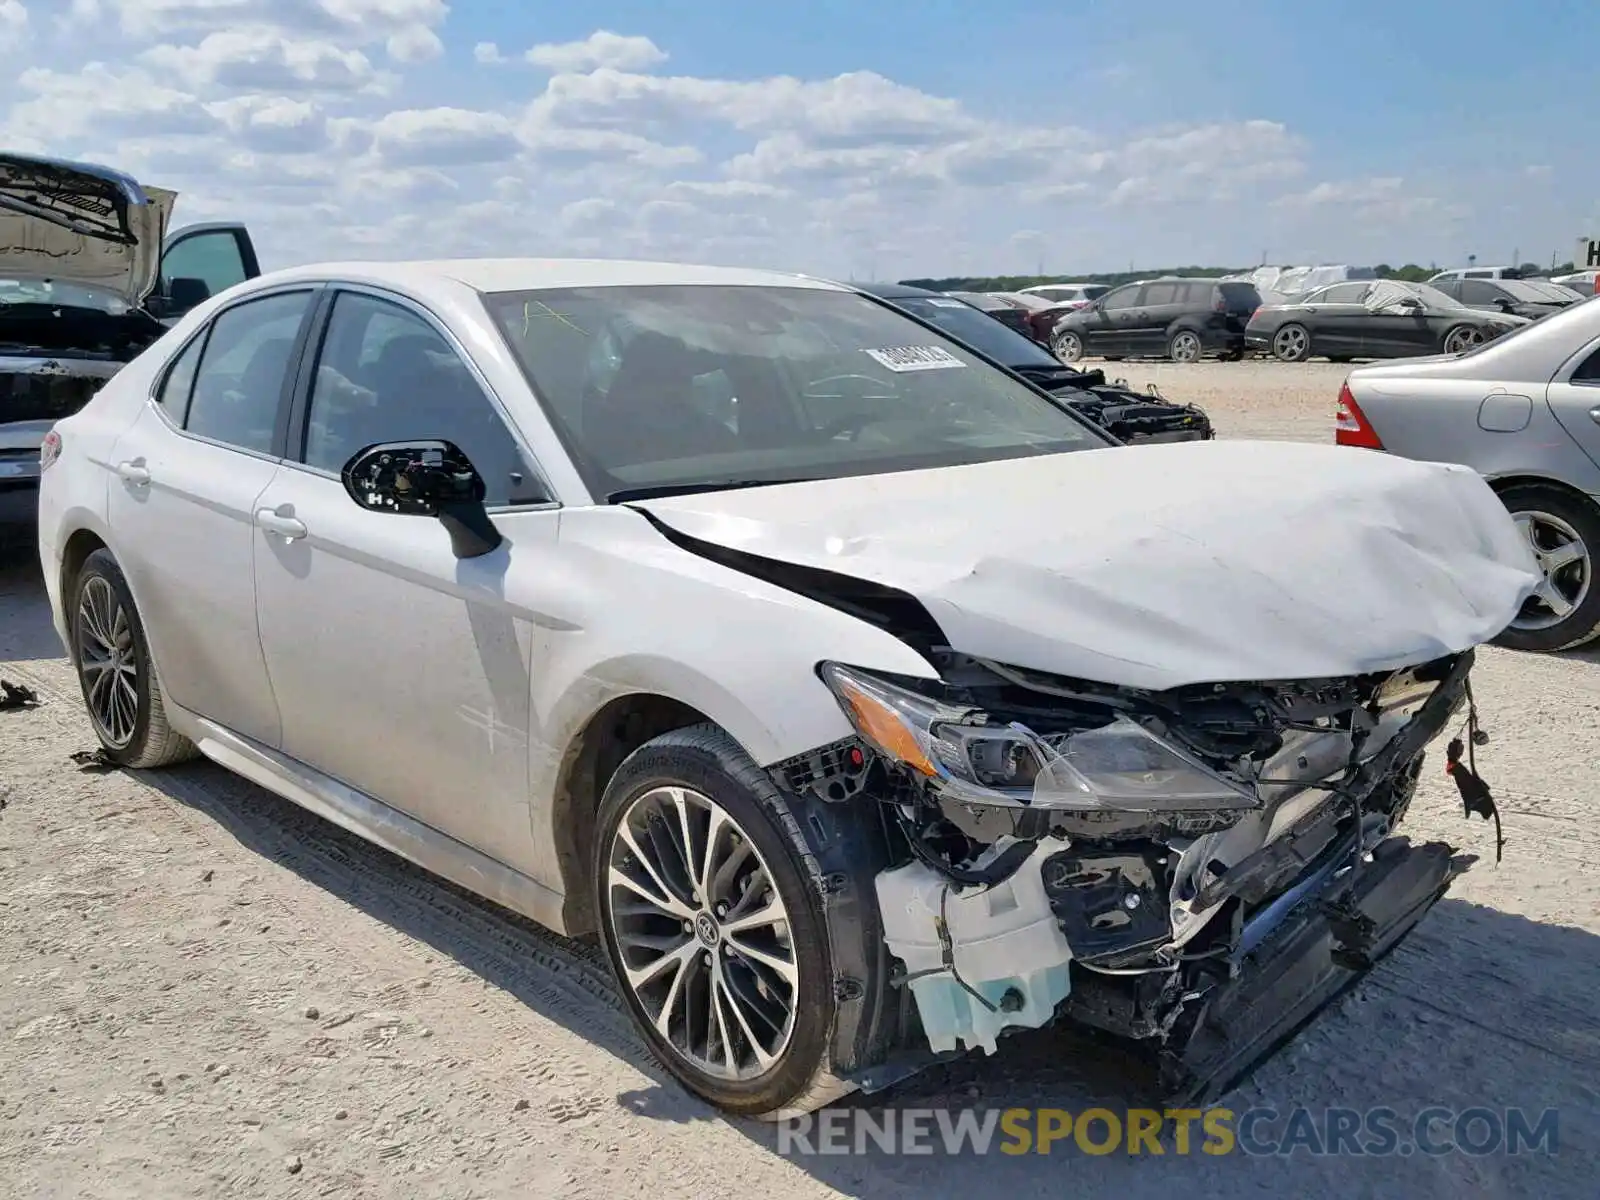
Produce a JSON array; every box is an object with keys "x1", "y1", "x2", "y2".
[{"x1": 1, "y1": 361, "x2": 1596, "y2": 1198}]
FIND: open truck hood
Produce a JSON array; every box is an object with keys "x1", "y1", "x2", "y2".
[
  {"x1": 632, "y1": 440, "x2": 1542, "y2": 690},
  {"x1": 0, "y1": 153, "x2": 175, "y2": 307}
]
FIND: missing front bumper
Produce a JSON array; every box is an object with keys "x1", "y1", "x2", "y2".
[{"x1": 1158, "y1": 834, "x2": 1467, "y2": 1105}]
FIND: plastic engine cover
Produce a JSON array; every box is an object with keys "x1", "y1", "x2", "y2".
[{"x1": 875, "y1": 845, "x2": 1074, "y2": 1055}]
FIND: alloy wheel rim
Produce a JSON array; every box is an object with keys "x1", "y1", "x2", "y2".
[
  {"x1": 1055, "y1": 334, "x2": 1081, "y2": 361},
  {"x1": 606, "y1": 785, "x2": 799, "y2": 1081},
  {"x1": 76, "y1": 576, "x2": 139, "y2": 748},
  {"x1": 1275, "y1": 327, "x2": 1306, "y2": 359},
  {"x1": 1172, "y1": 333, "x2": 1200, "y2": 361},
  {"x1": 1447, "y1": 327, "x2": 1485, "y2": 353},
  {"x1": 1509, "y1": 509, "x2": 1591, "y2": 632}
]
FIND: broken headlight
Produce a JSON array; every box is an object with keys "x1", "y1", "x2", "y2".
[{"x1": 818, "y1": 662, "x2": 1259, "y2": 812}]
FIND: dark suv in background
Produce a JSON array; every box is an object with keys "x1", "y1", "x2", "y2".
[{"x1": 1048, "y1": 277, "x2": 1261, "y2": 363}]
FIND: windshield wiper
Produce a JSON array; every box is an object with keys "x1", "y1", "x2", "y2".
[{"x1": 607, "y1": 477, "x2": 818, "y2": 503}]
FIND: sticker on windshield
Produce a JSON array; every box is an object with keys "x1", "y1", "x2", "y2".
[
  {"x1": 862, "y1": 345, "x2": 967, "y2": 372},
  {"x1": 926, "y1": 298, "x2": 968, "y2": 308}
]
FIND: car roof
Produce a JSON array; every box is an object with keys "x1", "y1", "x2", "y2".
[{"x1": 238, "y1": 257, "x2": 849, "y2": 296}]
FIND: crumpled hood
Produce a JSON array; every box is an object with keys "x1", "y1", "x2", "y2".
[
  {"x1": 0, "y1": 153, "x2": 175, "y2": 306},
  {"x1": 632, "y1": 440, "x2": 1542, "y2": 690}
]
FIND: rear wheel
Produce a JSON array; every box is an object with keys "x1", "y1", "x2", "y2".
[
  {"x1": 1167, "y1": 330, "x2": 1202, "y2": 363},
  {"x1": 69, "y1": 549, "x2": 197, "y2": 768},
  {"x1": 1271, "y1": 324, "x2": 1311, "y2": 363},
  {"x1": 1493, "y1": 484, "x2": 1600, "y2": 652},
  {"x1": 594, "y1": 725, "x2": 846, "y2": 1118},
  {"x1": 1443, "y1": 324, "x2": 1486, "y2": 354}
]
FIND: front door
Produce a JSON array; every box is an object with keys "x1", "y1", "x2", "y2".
[
  {"x1": 1084, "y1": 284, "x2": 1144, "y2": 356},
  {"x1": 251, "y1": 288, "x2": 555, "y2": 872},
  {"x1": 106, "y1": 288, "x2": 318, "y2": 744}
]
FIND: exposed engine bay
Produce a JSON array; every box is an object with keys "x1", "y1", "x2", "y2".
[
  {"x1": 775, "y1": 646, "x2": 1495, "y2": 1102},
  {"x1": 1026, "y1": 365, "x2": 1214, "y2": 445}
]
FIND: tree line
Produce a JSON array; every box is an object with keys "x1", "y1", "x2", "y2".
[{"x1": 901, "y1": 261, "x2": 1584, "y2": 291}]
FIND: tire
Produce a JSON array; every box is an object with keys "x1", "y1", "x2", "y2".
[
  {"x1": 1492, "y1": 484, "x2": 1600, "y2": 652},
  {"x1": 1052, "y1": 330, "x2": 1083, "y2": 362},
  {"x1": 69, "y1": 549, "x2": 198, "y2": 768},
  {"x1": 1442, "y1": 324, "x2": 1486, "y2": 355},
  {"x1": 1167, "y1": 330, "x2": 1202, "y2": 363},
  {"x1": 593, "y1": 724, "x2": 848, "y2": 1118},
  {"x1": 1271, "y1": 323, "x2": 1311, "y2": 363}
]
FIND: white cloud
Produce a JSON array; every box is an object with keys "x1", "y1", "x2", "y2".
[
  {"x1": 524, "y1": 30, "x2": 667, "y2": 74},
  {"x1": 1, "y1": 1, "x2": 28, "y2": 35},
  {"x1": 143, "y1": 30, "x2": 384, "y2": 93},
  {"x1": 0, "y1": 22, "x2": 1498, "y2": 277}
]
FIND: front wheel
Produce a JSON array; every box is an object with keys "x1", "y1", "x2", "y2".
[
  {"x1": 69, "y1": 549, "x2": 198, "y2": 768},
  {"x1": 1052, "y1": 331, "x2": 1083, "y2": 362},
  {"x1": 594, "y1": 725, "x2": 845, "y2": 1117},
  {"x1": 1493, "y1": 484, "x2": 1600, "y2": 652}
]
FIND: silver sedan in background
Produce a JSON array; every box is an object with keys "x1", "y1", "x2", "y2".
[{"x1": 1338, "y1": 295, "x2": 1600, "y2": 651}]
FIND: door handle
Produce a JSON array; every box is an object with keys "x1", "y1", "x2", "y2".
[
  {"x1": 115, "y1": 459, "x2": 150, "y2": 486},
  {"x1": 255, "y1": 507, "x2": 307, "y2": 540}
]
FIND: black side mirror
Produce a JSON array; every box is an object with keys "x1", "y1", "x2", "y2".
[
  {"x1": 169, "y1": 276, "x2": 211, "y2": 311},
  {"x1": 341, "y1": 440, "x2": 504, "y2": 559}
]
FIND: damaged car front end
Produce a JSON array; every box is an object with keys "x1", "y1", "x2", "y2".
[{"x1": 777, "y1": 642, "x2": 1485, "y2": 1103}]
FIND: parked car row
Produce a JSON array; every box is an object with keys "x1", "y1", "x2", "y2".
[{"x1": 943, "y1": 271, "x2": 1590, "y2": 367}]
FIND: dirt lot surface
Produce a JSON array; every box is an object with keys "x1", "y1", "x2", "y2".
[{"x1": 2, "y1": 360, "x2": 1596, "y2": 1198}]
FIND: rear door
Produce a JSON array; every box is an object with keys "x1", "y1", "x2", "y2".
[
  {"x1": 154, "y1": 224, "x2": 262, "y2": 322},
  {"x1": 1302, "y1": 282, "x2": 1371, "y2": 355},
  {"x1": 1544, "y1": 336, "x2": 1600, "y2": 484},
  {"x1": 1133, "y1": 282, "x2": 1181, "y2": 353},
  {"x1": 106, "y1": 285, "x2": 319, "y2": 745}
]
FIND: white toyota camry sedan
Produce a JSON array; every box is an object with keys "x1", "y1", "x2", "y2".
[{"x1": 37, "y1": 257, "x2": 1540, "y2": 1118}]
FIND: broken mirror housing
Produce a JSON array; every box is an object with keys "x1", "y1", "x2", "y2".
[{"x1": 817, "y1": 662, "x2": 1259, "y2": 812}]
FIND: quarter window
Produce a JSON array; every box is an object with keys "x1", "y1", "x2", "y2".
[
  {"x1": 155, "y1": 333, "x2": 205, "y2": 424},
  {"x1": 302, "y1": 292, "x2": 544, "y2": 506},
  {"x1": 1573, "y1": 345, "x2": 1600, "y2": 383},
  {"x1": 184, "y1": 290, "x2": 312, "y2": 455}
]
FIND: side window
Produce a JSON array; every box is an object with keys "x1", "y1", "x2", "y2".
[
  {"x1": 160, "y1": 230, "x2": 251, "y2": 309},
  {"x1": 185, "y1": 291, "x2": 312, "y2": 455},
  {"x1": 1431, "y1": 280, "x2": 1461, "y2": 300},
  {"x1": 303, "y1": 292, "x2": 543, "y2": 506},
  {"x1": 1101, "y1": 285, "x2": 1144, "y2": 311},
  {"x1": 1460, "y1": 281, "x2": 1499, "y2": 304},
  {"x1": 155, "y1": 332, "x2": 205, "y2": 424},
  {"x1": 1319, "y1": 283, "x2": 1370, "y2": 303},
  {"x1": 1573, "y1": 345, "x2": 1600, "y2": 383},
  {"x1": 1141, "y1": 283, "x2": 1178, "y2": 305}
]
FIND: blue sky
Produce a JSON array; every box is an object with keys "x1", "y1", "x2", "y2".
[{"x1": 2, "y1": 0, "x2": 1595, "y2": 279}]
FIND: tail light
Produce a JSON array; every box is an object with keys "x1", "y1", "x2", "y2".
[
  {"x1": 39, "y1": 429, "x2": 62, "y2": 471},
  {"x1": 1335, "y1": 382, "x2": 1384, "y2": 449},
  {"x1": 1213, "y1": 296, "x2": 1227, "y2": 313}
]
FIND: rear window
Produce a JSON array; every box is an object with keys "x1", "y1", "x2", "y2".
[{"x1": 1217, "y1": 282, "x2": 1262, "y2": 310}]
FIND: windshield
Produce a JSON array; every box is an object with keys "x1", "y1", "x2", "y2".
[
  {"x1": 891, "y1": 295, "x2": 1062, "y2": 366},
  {"x1": 1495, "y1": 280, "x2": 1557, "y2": 303},
  {"x1": 483, "y1": 284, "x2": 1104, "y2": 501},
  {"x1": 0, "y1": 278, "x2": 129, "y2": 312}
]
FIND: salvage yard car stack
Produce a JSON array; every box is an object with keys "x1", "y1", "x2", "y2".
[{"x1": 36, "y1": 251, "x2": 1542, "y2": 1121}]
